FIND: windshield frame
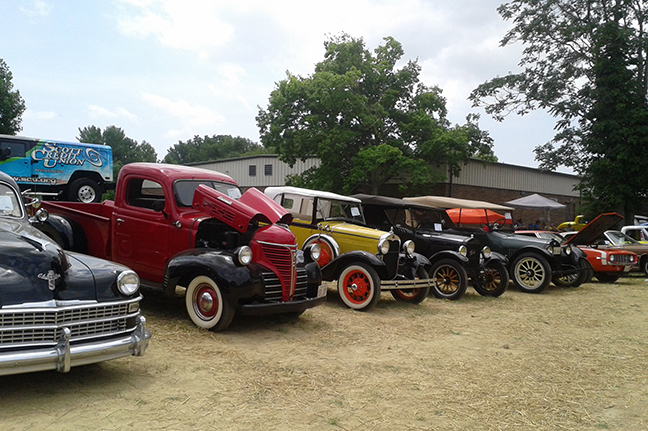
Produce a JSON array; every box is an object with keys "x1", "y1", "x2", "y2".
[{"x1": 173, "y1": 179, "x2": 243, "y2": 207}]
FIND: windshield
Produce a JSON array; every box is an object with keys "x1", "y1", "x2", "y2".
[
  {"x1": 174, "y1": 180, "x2": 242, "y2": 207},
  {"x1": 0, "y1": 182, "x2": 23, "y2": 218},
  {"x1": 536, "y1": 231, "x2": 565, "y2": 242},
  {"x1": 605, "y1": 230, "x2": 640, "y2": 245},
  {"x1": 316, "y1": 198, "x2": 365, "y2": 224}
]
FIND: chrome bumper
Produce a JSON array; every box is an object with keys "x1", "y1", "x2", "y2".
[
  {"x1": 379, "y1": 278, "x2": 432, "y2": 291},
  {"x1": 0, "y1": 316, "x2": 151, "y2": 376}
]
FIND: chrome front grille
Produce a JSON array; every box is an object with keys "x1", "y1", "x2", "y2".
[
  {"x1": 609, "y1": 254, "x2": 635, "y2": 264},
  {"x1": 258, "y1": 241, "x2": 298, "y2": 300},
  {"x1": 0, "y1": 299, "x2": 140, "y2": 349},
  {"x1": 261, "y1": 268, "x2": 309, "y2": 302}
]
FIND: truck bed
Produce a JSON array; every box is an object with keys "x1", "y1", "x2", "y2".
[{"x1": 41, "y1": 200, "x2": 114, "y2": 260}]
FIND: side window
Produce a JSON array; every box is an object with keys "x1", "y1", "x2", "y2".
[
  {"x1": 249, "y1": 165, "x2": 256, "y2": 176},
  {"x1": 126, "y1": 178, "x2": 165, "y2": 210},
  {"x1": 264, "y1": 164, "x2": 272, "y2": 176},
  {"x1": 0, "y1": 141, "x2": 26, "y2": 160},
  {"x1": 280, "y1": 193, "x2": 313, "y2": 222}
]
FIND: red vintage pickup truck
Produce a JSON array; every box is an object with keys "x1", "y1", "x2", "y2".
[{"x1": 36, "y1": 163, "x2": 326, "y2": 331}]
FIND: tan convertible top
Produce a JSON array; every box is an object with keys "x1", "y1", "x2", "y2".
[{"x1": 404, "y1": 196, "x2": 514, "y2": 211}]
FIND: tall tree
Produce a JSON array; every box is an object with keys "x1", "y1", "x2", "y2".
[
  {"x1": 163, "y1": 135, "x2": 265, "y2": 164},
  {"x1": 257, "y1": 34, "x2": 496, "y2": 195},
  {"x1": 78, "y1": 125, "x2": 158, "y2": 179},
  {"x1": 470, "y1": 0, "x2": 648, "y2": 216},
  {"x1": 0, "y1": 59, "x2": 26, "y2": 135}
]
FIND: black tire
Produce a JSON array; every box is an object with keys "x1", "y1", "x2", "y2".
[
  {"x1": 429, "y1": 258, "x2": 468, "y2": 300},
  {"x1": 185, "y1": 275, "x2": 235, "y2": 331},
  {"x1": 68, "y1": 178, "x2": 102, "y2": 203},
  {"x1": 583, "y1": 261, "x2": 594, "y2": 284},
  {"x1": 473, "y1": 259, "x2": 509, "y2": 297},
  {"x1": 553, "y1": 258, "x2": 589, "y2": 288},
  {"x1": 337, "y1": 263, "x2": 381, "y2": 311},
  {"x1": 642, "y1": 257, "x2": 648, "y2": 276},
  {"x1": 511, "y1": 252, "x2": 551, "y2": 293},
  {"x1": 595, "y1": 273, "x2": 620, "y2": 283},
  {"x1": 391, "y1": 267, "x2": 430, "y2": 304}
]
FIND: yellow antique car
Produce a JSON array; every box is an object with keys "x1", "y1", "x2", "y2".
[{"x1": 264, "y1": 186, "x2": 431, "y2": 311}]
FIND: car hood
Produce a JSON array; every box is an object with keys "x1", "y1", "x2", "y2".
[
  {"x1": 321, "y1": 221, "x2": 392, "y2": 241},
  {"x1": 193, "y1": 185, "x2": 293, "y2": 233},
  {"x1": 564, "y1": 213, "x2": 623, "y2": 245},
  {"x1": 0, "y1": 219, "x2": 99, "y2": 306}
]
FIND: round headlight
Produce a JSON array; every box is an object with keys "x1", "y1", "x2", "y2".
[
  {"x1": 458, "y1": 245, "x2": 468, "y2": 257},
  {"x1": 378, "y1": 238, "x2": 391, "y2": 255},
  {"x1": 310, "y1": 243, "x2": 321, "y2": 262},
  {"x1": 237, "y1": 246, "x2": 253, "y2": 265},
  {"x1": 565, "y1": 245, "x2": 572, "y2": 255},
  {"x1": 609, "y1": 254, "x2": 615, "y2": 263},
  {"x1": 403, "y1": 240, "x2": 415, "y2": 256},
  {"x1": 481, "y1": 246, "x2": 491, "y2": 259},
  {"x1": 36, "y1": 208, "x2": 49, "y2": 222},
  {"x1": 117, "y1": 270, "x2": 140, "y2": 295}
]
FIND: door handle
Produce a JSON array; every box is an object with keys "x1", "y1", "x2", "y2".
[{"x1": 116, "y1": 218, "x2": 124, "y2": 224}]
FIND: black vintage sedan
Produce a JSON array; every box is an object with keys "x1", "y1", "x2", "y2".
[
  {"x1": 0, "y1": 172, "x2": 150, "y2": 376},
  {"x1": 405, "y1": 196, "x2": 588, "y2": 293},
  {"x1": 354, "y1": 194, "x2": 509, "y2": 300}
]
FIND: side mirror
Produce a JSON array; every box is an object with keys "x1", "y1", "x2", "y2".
[{"x1": 151, "y1": 200, "x2": 165, "y2": 212}]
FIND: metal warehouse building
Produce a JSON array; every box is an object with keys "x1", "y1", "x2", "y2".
[{"x1": 190, "y1": 155, "x2": 581, "y2": 227}]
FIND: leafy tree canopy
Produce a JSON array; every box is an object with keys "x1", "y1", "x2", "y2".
[
  {"x1": 162, "y1": 134, "x2": 266, "y2": 164},
  {"x1": 257, "y1": 33, "x2": 496, "y2": 195},
  {"x1": 0, "y1": 59, "x2": 26, "y2": 135},
  {"x1": 78, "y1": 125, "x2": 158, "y2": 179},
  {"x1": 470, "y1": 0, "x2": 648, "y2": 217}
]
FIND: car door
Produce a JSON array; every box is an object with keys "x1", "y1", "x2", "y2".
[{"x1": 112, "y1": 175, "x2": 171, "y2": 283}]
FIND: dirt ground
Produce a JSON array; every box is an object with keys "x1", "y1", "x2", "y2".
[{"x1": 1, "y1": 275, "x2": 647, "y2": 431}]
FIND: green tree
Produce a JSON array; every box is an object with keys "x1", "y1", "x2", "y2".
[
  {"x1": 0, "y1": 59, "x2": 26, "y2": 135},
  {"x1": 257, "y1": 34, "x2": 495, "y2": 195},
  {"x1": 77, "y1": 125, "x2": 158, "y2": 179},
  {"x1": 470, "y1": 0, "x2": 648, "y2": 217},
  {"x1": 162, "y1": 134, "x2": 265, "y2": 164}
]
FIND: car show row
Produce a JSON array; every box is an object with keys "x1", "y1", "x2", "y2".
[{"x1": 1, "y1": 163, "x2": 643, "y2": 376}]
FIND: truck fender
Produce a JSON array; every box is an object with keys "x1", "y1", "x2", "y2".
[
  {"x1": 427, "y1": 250, "x2": 469, "y2": 266},
  {"x1": 483, "y1": 251, "x2": 508, "y2": 267},
  {"x1": 163, "y1": 249, "x2": 254, "y2": 299},
  {"x1": 399, "y1": 252, "x2": 431, "y2": 279},
  {"x1": 35, "y1": 214, "x2": 88, "y2": 253},
  {"x1": 509, "y1": 246, "x2": 553, "y2": 265},
  {"x1": 321, "y1": 250, "x2": 389, "y2": 282}
]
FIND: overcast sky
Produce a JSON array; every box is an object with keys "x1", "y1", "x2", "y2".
[{"x1": 1, "y1": 0, "x2": 561, "y2": 171}]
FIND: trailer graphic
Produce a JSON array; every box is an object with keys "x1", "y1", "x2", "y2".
[{"x1": 0, "y1": 134, "x2": 113, "y2": 202}]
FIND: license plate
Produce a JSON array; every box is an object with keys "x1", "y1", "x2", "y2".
[{"x1": 317, "y1": 284, "x2": 328, "y2": 298}]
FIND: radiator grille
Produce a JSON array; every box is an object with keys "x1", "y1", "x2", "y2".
[
  {"x1": 608, "y1": 254, "x2": 635, "y2": 264},
  {"x1": 0, "y1": 300, "x2": 138, "y2": 349},
  {"x1": 259, "y1": 241, "x2": 297, "y2": 300},
  {"x1": 261, "y1": 268, "x2": 309, "y2": 302}
]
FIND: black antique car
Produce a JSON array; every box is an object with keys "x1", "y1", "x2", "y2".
[
  {"x1": 0, "y1": 171, "x2": 150, "y2": 376},
  {"x1": 354, "y1": 194, "x2": 509, "y2": 300},
  {"x1": 405, "y1": 196, "x2": 588, "y2": 293}
]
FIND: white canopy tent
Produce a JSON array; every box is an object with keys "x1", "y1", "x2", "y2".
[{"x1": 505, "y1": 193, "x2": 566, "y2": 226}]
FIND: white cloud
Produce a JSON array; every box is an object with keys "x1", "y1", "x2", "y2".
[
  {"x1": 87, "y1": 105, "x2": 138, "y2": 121},
  {"x1": 141, "y1": 92, "x2": 225, "y2": 126},
  {"x1": 23, "y1": 109, "x2": 57, "y2": 121},
  {"x1": 19, "y1": 0, "x2": 53, "y2": 18},
  {"x1": 116, "y1": 0, "x2": 235, "y2": 57}
]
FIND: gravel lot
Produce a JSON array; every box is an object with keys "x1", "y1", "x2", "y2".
[{"x1": 1, "y1": 276, "x2": 647, "y2": 430}]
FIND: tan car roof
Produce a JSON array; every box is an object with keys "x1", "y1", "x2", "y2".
[{"x1": 404, "y1": 196, "x2": 514, "y2": 211}]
